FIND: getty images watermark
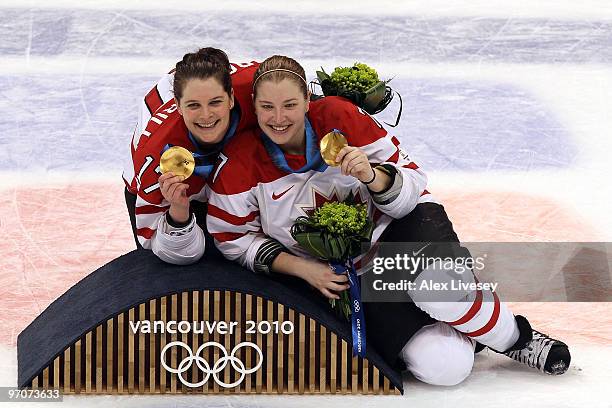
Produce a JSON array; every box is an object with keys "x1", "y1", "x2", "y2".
[
  {"x1": 130, "y1": 319, "x2": 293, "y2": 388},
  {"x1": 370, "y1": 244, "x2": 494, "y2": 292},
  {"x1": 362, "y1": 242, "x2": 612, "y2": 302}
]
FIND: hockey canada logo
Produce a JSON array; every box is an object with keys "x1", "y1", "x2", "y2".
[
  {"x1": 160, "y1": 341, "x2": 263, "y2": 388},
  {"x1": 297, "y1": 186, "x2": 367, "y2": 217}
]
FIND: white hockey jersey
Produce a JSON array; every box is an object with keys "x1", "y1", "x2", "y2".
[{"x1": 207, "y1": 96, "x2": 435, "y2": 272}]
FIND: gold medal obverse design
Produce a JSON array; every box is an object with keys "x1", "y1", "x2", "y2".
[
  {"x1": 320, "y1": 130, "x2": 348, "y2": 167},
  {"x1": 160, "y1": 146, "x2": 195, "y2": 180}
]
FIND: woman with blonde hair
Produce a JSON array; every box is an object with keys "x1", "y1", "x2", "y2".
[{"x1": 207, "y1": 55, "x2": 571, "y2": 385}]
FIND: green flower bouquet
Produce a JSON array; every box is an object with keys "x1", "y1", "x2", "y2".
[
  {"x1": 290, "y1": 198, "x2": 373, "y2": 320},
  {"x1": 315, "y1": 62, "x2": 394, "y2": 116}
]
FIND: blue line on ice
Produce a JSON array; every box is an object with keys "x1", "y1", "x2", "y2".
[{"x1": 0, "y1": 76, "x2": 574, "y2": 172}]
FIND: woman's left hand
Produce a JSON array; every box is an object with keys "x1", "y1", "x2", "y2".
[{"x1": 336, "y1": 146, "x2": 375, "y2": 183}]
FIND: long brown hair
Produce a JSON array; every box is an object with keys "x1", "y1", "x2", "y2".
[{"x1": 173, "y1": 47, "x2": 232, "y2": 101}]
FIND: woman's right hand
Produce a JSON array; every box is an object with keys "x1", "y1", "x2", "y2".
[
  {"x1": 296, "y1": 258, "x2": 351, "y2": 299},
  {"x1": 158, "y1": 172, "x2": 190, "y2": 223}
]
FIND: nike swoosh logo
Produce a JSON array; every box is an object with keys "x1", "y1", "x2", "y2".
[
  {"x1": 413, "y1": 242, "x2": 431, "y2": 256},
  {"x1": 272, "y1": 185, "x2": 294, "y2": 200}
]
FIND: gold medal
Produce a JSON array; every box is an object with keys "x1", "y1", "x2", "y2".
[
  {"x1": 320, "y1": 130, "x2": 348, "y2": 166},
  {"x1": 160, "y1": 146, "x2": 195, "y2": 180}
]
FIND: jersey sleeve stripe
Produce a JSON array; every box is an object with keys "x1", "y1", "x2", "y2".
[
  {"x1": 137, "y1": 227, "x2": 156, "y2": 240},
  {"x1": 135, "y1": 204, "x2": 170, "y2": 215},
  {"x1": 420, "y1": 189, "x2": 430, "y2": 196},
  {"x1": 208, "y1": 189, "x2": 257, "y2": 216},
  {"x1": 402, "y1": 162, "x2": 420, "y2": 170},
  {"x1": 207, "y1": 204, "x2": 259, "y2": 226},
  {"x1": 144, "y1": 86, "x2": 164, "y2": 116},
  {"x1": 208, "y1": 215, "x2": 260, "y2": 237},
  {"x1": 211, "y1": 231, "x2": 250, "y2": 243},
  {"x1": 386, "y1": 149, "x2": 400, "y2": 164},
  {"x1": 135, "y1": 212, "x2": 164, "y2": 228}
]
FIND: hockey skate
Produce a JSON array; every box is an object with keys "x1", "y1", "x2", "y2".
[{"x1": 503, "y1": 315, "x2": 571, "y2": 375}]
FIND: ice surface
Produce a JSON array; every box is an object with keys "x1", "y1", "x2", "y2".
[
  {"x1": 1, "y1": 1, "x2": 611, "y2": 407},
  {"x1": 1, "y1": 8, "x2": 612, "y2": 63},
  {"x1": 0, "y1": 75, "x2": 576, "y2": 172}
]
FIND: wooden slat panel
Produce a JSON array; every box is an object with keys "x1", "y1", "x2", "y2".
[
  {"x1": 24, "y1": 291, "x2": 402, "y2": 396},
  {"x1": 85, "y1": 331, "x2": 92, "y2": 393},
  {"x1": 309, "y1": 318, "x2": 315, "y2": 393},
  {"x1": 255, "y1": 296, "x2": 262, "y2": 393},
  {"x1": 235, "y1": 292, "x2": 242, "y2": 394},
  {"x1": 191, "y1": 292, "x2": 199, "y2": 393},
  {"x1": 166, "y1": 293, "x2": 178, "y2": 394},
  {"x1": 149, "y1": 298, "x2": 157, "y2": 393},
  {"x1": 63, "y1": 348, "x2": 70, "y2": 394},
  {"x1": 266, "y1": 300, "x2": 273, "y2": 394},
  {"x1": 362, "y1": 359, "x2": 368, "y2": 394},
  {"x1": 181, "y1": 291, "x2": 188, "y2": 393},
  {"x1": 203, "y1": 291, "x2": 210, "y2": 394},
  {"x1": 75, "y1": 339, "x2": 82, "y2": 394},
  {"x1": 43, "y1": 366, "x2": 49, "y2": 390},
  {"x1": 137, "y1": 303, "x2": 146, "y2": 394},
  {"x1": 117, "y1": 314, "x2": 123, "y2": 393},
  {"x1": 213, "y1": 291, "x2": 220, "y2": 393},
  {"x1": 277, "y1": 303, "x2": 284, "y2": 394},
  {"x1": 202, "y1": 290, "x2": 214, "y2": 394},
  {"x1": 127, "y1": 308, "x2": 134, "y2": 393},
  {"x1": 341, "y1": 340, "x2": 347, "y2": 394},
  {"x1": 32, "y1": 376, "x2": 38, "y2": 390},
  {"x1": 287, "y1": 308, "x2": 294, "y2": 394},
  {"x1": 170, "y1": 294, "x2": 178, "y2": 393},
  {"x1": 372, "y1": 366, "x2": 379, "y2": 394},
  {"x1": 319, "y1": 326, "x2": 326, "y2": 393},
  {"x1": 96, "y1": 325, "x2": 103, "y2": 392},
  {"x1": 351, "y1": 355, "x2": 358, "y2": 394},
  {"x1": 245, "y1": 293, "x2": 252, "y2": 393},
  {"x1": 53, "y1": 356, "x2": 60, "y2": 390},
  {"x1": 107, "y1": 319, "x2": 113, "y2": 393},
  {"x1": 330, "y1": 332, "x2": 337, "y2": 394},
  {"x1": 224, "y1": 291, "x2": 231, "y2": 394},
  {"x1": 298, "y1": 314, "x2": 305, "y2": 394},
  {"x1": 160, "y1": 296, "x2": 167, "y2": 394}
]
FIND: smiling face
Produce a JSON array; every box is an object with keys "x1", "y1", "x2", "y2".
[
  {"x1": 176, "y1": 77, "x2": 234, "y2": 146},
  {"x1": 254, "y1": 78, "x2": 310, "y2": 154}
]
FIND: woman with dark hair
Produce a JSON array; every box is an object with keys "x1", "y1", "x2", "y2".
[
  {"x1": 207, "y1": 55, "x2": 571, "y2": 385},
  {"x1": 129, "y1": 47, "x2": 258, "y2": 264}
]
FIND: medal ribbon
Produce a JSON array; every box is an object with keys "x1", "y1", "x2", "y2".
[
  {"x1": 329, "y1": 259, "x2": 366, "y2": 357},
  {"x1": 160, "y1": 109, "x2": 241, "y2": 179},
  {"x1": 261, "y1": 117, "x2": 328, "y2": 174}
]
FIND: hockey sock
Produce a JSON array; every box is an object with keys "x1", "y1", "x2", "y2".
[{"x1": 410, "y1": 262, "x2": 521, "y2": 352}]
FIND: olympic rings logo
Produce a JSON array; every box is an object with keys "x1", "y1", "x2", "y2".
[{"x1": 160, "y1": 341, "x2": 263, "y2": 388}]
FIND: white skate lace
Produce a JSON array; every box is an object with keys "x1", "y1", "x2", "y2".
[{"x1": 505, "y1": 330, "x2": 562, "y2": 373}]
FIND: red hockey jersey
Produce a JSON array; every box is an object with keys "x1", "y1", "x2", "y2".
[
  {"x1": 132, "y1": 61, "x2": 259, "y2": 249},
  {"x1": 123, "y1": 61, "x2": 259, "y2": 193}
]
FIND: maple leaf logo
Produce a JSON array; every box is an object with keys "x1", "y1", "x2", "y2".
[{"x1": 296, "y1": 186, "x2": 367, "y2": 217}]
